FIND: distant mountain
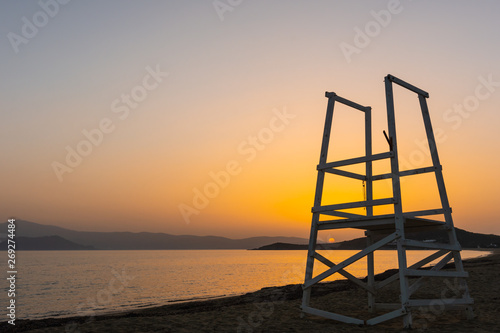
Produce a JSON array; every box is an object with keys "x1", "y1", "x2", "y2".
[
  {"x1": 0, "y1": 235, "x2": 94, "y2": 251},
  {"x1": 253, "y1": 228, "x2": 500, "y2": 250},
  {"x1": 253, "y1": 242, "x2": 312, "y2": 250},
  {"x1": 0, "y1": 220, "x2": 308, "y2": 250}
]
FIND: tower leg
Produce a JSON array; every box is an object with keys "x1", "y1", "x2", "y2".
[
  {"x1": 302, "y1": 213, "x2": 319, "y2": 308},
  {"x1": 302, "y1": 94, "x2": 335, "y2": 310},
  {"x1": 418, "y1": 94, "x2": 474, "y2": 320},
  {"x1": 385, "y1": 76, "x2": 412, "y2": 328},
  {"x1": 366, "y1": 231, "x2": 375, "y2": 312},
  {"x1": 397, "y1": 233, "x2": 412, "y2": 328}
]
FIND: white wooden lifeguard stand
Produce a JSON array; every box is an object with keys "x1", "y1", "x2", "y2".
[{"x1": 301, "y1": 74, "x2": 473, "y2": 328}]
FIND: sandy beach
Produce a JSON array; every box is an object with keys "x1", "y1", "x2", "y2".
[{"x1": 3, "y1": 251, "x2": 499, "y2": 333}]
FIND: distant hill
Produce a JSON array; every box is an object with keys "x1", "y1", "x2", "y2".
[
  {"x1": 254, "y1": 242, "x2": 313, "y2": 250},
  {"x1": 0, "y1": 220, "x2": 308, "y2": 250},
  {"x1": 3, "y1": 220, "x2": 496, "y2": 251},
  {"x1": 0, "y1": 235, "x2": 94, "y2": 251},
  {"x1": 253, "y1": 228, "x2": 500, "y2": 250}
]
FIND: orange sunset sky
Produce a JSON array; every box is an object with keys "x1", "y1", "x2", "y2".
[{"x1": 1, "y1": 1, "x2": 500, "y2": 241}]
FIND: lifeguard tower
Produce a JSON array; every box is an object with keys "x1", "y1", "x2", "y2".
[{"x1": 301, "y1": 74, "x2": 473, "y2": 328}]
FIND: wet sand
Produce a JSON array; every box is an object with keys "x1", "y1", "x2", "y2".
[{"x1": 3, "y1": 251, "x2": 499, "y2": 332}]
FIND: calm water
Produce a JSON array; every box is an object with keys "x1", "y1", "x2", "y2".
[{"x1": 1, "y1": 249, "x2": 490, "y2": 320}]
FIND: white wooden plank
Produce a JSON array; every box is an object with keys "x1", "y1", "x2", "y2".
[
  {"x1": 319, "y1": 210, "x2": 364, "y2": 219},
  {"x1": 366, "y1": 308, "x2": 404, "y2": 325},
  {"x1": 312, "y1": 198, "x2": 394, "y2": 213},
  {"x1": 409, "y1": 252, "x2": 453, "y2": 295},
  {"x1": 404, "y1": 269, "x2": 468, "y2": 278},
  {"x1": 303, "y1": 232, "x2": 398, "y2": 289},
  {"x1": 303, "y1": 95, "x2": 336, "y2": 308},
  {"x1": 402, "y1": 239, "x2": 460, "y2": 251},
  {"x1": 387, "y1": 74, "x2": 429, "y2": 97},
  {"x1": 385, "y1": 76, "x2": 412, "y2": 329},
  {"x1": 377, "y1": 250, "x2": 449, "y2": 289},
  {"x1": 332, "y1": 94, "x2": 370, "y2": 112},
  {"x1": 365, "y1": 108, "x2": 373, "y2": 218},
  {"x1": 407, "y1": 298, "x2": 473, "y2": 307},
  {"x1": 313, "y1": 253, "x2": 375, "y2": 294},
  {"x1": 302, "y1": 306, "x2": 365, "y2": 325},
  {"x1": 323, "y1": 168, "x2": 366, "y2": 181},
  {"x1": 403, "y1": 209, "x2": 447, "y2": 218},
  {"x1": 372, "y1": 166, "x2": 440, "y2": 181},
  {"x1": 317, "y1": 218, "x2": 395, "y2": 231},
  {"x1": 318, "y1": 151, "x2": 393, "y2": 169},
  {"x1": 366, "y1": 232, "x2": 375, "y2": 309}
]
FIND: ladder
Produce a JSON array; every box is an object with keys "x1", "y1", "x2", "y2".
[{"x1": 301, "y1": 74, "x2": 474, "y2": 328}]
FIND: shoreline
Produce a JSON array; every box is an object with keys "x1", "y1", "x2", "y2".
[{"x1": 3, "y1": 250, "x2": 499, "y2": 332}]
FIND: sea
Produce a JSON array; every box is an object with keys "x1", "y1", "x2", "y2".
[{"x1": 1, "y1": 249, "x2": 490, "y2": 321}]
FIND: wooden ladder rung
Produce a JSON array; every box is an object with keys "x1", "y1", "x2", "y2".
[
  {"x1": 404, "y1": 269, "x2": 468, "y2": 278},
  {"x1": 402, "y1": 239, "x2": 461, "y2": 251},
  {"x1": 407, "y1": 298, "x2": 473, "y2": 308}
]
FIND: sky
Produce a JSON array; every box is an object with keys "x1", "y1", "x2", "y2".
[{"x1": 1, "y1": 0, "x2": 500, "y2": 241}]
